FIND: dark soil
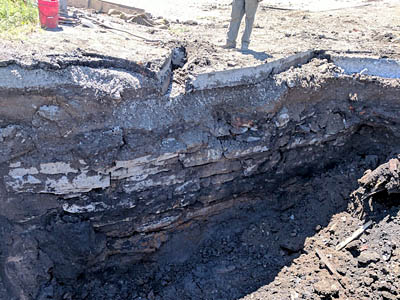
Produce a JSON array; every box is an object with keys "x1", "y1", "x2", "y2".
[{"x1": 74, "y1": 155, "x2": 400, "y2": 300}]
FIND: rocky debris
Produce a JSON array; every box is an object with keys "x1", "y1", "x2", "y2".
[
  {"x1": 351, "y1": 157, "x2": 400, "y2": 218},
  {"x1": 241, "y1": 158, "x2": 400, "y2": 300},
  {"x1": 313, "y1": 278, "x2": 340, "y2": 298},
  {"x1": 357, "y1": 250, "x2": 380, "y2": 266},
  {"x1": 241, "y1": 209, "x2": 400, "y2": 300},
  {"x1": 107, "y1": 9, "x2": 170, "y2": 28}
]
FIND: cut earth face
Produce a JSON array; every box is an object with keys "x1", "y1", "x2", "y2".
[{"x1": 0, "y1": 49, "x2": 399, "y2": 300}]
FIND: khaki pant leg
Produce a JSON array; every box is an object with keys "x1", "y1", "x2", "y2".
[
  {"x1": 241, "y1": 0, "x2": 259, "y2": 46},
  {"x1": 227, "y1": 0, "x2": 245, "y2": 46}
]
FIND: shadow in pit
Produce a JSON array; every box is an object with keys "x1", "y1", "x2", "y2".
[
  {"x1": 77, "y1": 123, "x2": 400, "y2": 300},
  {"x1": 79, "y1": 155, "x2": 398, "y2": 300}
]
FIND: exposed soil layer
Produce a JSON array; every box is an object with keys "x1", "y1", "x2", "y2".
[
  {"x1": 76, "y1": 157, "x2": 400, "y2": 300},
  {"x1": 0, "y1": 51, "x2": 399, "y2": 300}
]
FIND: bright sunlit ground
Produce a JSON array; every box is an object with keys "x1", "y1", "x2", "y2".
[{"x1": 104, "y1": 0, "x2": 398, "y2": 21}]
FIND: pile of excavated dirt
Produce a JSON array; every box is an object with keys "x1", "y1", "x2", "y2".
[{"x1": 243, "y1": 158, "x2": 400, "y2": 300}]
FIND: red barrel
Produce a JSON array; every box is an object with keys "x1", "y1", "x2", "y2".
[{"x1": 38, "y1": 0, "x2": 59, "y2": 29}]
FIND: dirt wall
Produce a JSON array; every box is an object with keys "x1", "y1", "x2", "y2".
[{"x1": 0, "y1": 54, "x2": 399, "y2": 299}]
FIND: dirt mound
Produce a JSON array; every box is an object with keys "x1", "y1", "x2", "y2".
[{"x1": 241, "y1": 158, "x2": 400, "y2": 300}]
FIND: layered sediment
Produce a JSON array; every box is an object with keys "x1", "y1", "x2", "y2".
[{"x1": 0, "y1": 51, "x2": 399, "y2": 299}]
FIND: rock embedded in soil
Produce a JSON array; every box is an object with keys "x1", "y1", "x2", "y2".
[
  {"x1": 279, "y1": 237, "x2": 304, "y2": 253},
  {"x1": 357, "y1": 250, "x2": 380, "y2": 266},
  {"x1": 313, "y1": 278, "x2": 340, "y2": 297}
]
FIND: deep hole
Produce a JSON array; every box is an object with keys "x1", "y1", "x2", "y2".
[{"x1": 1, "y1": 55, "x2": 400, "y2": 300}]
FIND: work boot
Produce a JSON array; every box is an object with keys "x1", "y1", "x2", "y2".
[
  {"x1": 241, "y1": 43, "x2": 249, "y2": 52},
  {"x1": 221, "y1": 43, "x2": 235, "y2": 49}
]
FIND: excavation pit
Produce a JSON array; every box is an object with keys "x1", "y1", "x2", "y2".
[{"x1": 0, "y1": 52, "x2": 399, "y2": 300}]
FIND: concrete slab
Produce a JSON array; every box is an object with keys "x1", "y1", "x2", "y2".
[
  {"x1": 262, "y1": 0, "x2": 396, "y2": 12},
  {"x1": 332, "y1": 56, "x2": 400, "y2": 79},
  {"x1": 188, "y1": 50, "x2": 315, "y2": 91},
  {"x1": 67, "y1": 0, "x2": 145, "y2": 14}
]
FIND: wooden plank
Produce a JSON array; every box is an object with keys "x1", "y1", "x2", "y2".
[{"x1": 336, "y1": 220, "x2": 373, "y2": 251}]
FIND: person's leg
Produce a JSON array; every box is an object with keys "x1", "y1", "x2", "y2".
[
  {"x1": 241, "y1": 0, "x2": 259, "y2": 49},
  {"x1": 226, "y1": 0, "x2": 246, "y2": 47},
  {"x1": 59, "y1": 0, "x2": 68, "y2": 16}
]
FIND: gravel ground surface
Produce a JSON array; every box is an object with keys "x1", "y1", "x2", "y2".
[{"x1": 1, "y1": 0, "x2": 399, "y2": 74}]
